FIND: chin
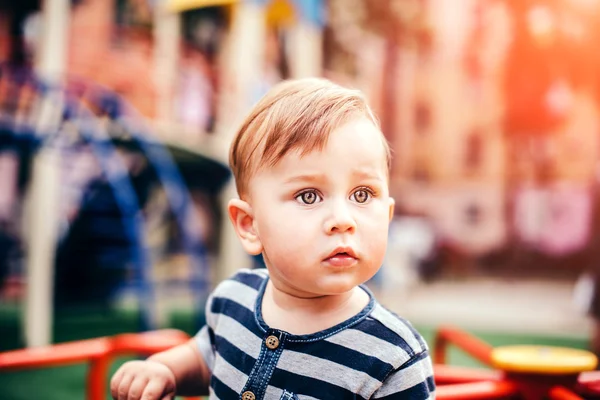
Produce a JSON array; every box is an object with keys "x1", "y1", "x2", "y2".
[{"x1": 316, "y1": 278, "x2": 362, "y2": 295}]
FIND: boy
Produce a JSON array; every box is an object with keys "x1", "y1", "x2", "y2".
[{"x1": 111, "y1": 78, "x2": 435, "y2": 399}]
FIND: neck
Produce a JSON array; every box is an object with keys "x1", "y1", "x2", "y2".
[
  {"x1": 267, "y1": 280, "x2": 358, "y2": 314},
  {"x1": 261, "y1": 280, "x2": 369, "y2": 335}
]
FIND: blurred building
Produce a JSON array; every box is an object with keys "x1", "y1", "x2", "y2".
[
  {"x1": 389, "y1": 0, "x2": 508, "y2": 260},
  {"x1": 324, "y1": 0, "x2": 600, "y2": 278},
  {"x1": 3, "y1": 0, "x2": 600, "y2": 285},
  {"x1": 324, "y1": 0, "x2": 510, "y2": 269},
  {"x1": 0, "y1": 0, "x2": 327, "y2": 319}
]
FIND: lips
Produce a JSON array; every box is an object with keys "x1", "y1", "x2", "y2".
[
  {"x1": 324, "y1": 247, "x2": 358, "y2": 267},
  {"x1": 326, "y1": 247, "x2": 357, "y2": 259}
]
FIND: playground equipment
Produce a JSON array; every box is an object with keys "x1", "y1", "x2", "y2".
[
  {"x1": 62, "y1": 77, "x2": 227, "y2": 330},
  {"x1": 0, "y1": 329, "x2": 200, "y2": 400},
  {"x1": 3, "y1": 324, "x2": 600, "y2": 398},
  {"x1": 434, "y1": 325, "x2": 600, "y2": 399},
  {"x1": 0, "y1": 65, "x2": 228, "y2": 347}
]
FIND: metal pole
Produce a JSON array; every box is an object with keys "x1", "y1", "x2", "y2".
[
  {"x1": 289, "y1": 21, "x2": 322, "y2": 78},
  {"x1": 289, "y1": 0, "x2": 323, "y2": 78},
  {"x1": 215, "y1": 0, "x2": 266, "y2": 282},
  {"x1": 154, "y1": 3, "x2": 181, "y2": 137},
  {"x1": 24, "y1": 0, "x2": 69, "y2": 347}
]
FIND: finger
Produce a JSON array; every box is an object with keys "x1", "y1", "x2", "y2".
[
  {"x1": 140, "y1": 379, "x2": 170, "y2": 400},
  {"x1": 110, "y1": 367, "x2": 125, "y2": 400},
  {"x1": 159, "y1": 396, "x2": 175, "y2": 400},
  {"x1": 127, "y1": 376, "x2": 150, "y2": 400},
  {"x1": 117, "y1": 372, "x2": 135, "y2": 400}
]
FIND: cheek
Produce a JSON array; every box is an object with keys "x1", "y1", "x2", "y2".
[
  {"x1": 256, "y1": 208, "x2": 316, "y2": 251},
  {"x1": 260, "y1": 224, "x2": 316, "y2": 273},
  {"x1": 358, "y1": 211, "x2": 390, "y2": 258},
  {"x1": 363, "y1": 228, "x2": 388, "y2": 253}
]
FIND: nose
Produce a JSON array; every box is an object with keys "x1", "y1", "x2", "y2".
[{"x1": 324, "y1": 200, "x2": 357, "y2": 234}]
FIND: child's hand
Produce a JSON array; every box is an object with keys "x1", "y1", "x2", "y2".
[{"x1": 110, "y1": 359, "x2": 177, "y2": 400}]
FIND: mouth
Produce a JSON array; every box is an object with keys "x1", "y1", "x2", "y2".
[{"x1": 324, "y1": 247, "x2": 358, "y2": 267}]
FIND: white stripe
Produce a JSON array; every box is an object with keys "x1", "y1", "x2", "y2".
[
  {"x1": 277, "y1": 350, "x2": 380, "y2": 398},
  {"x1": 195, "y1": 326, "x2": 215, "y2": 371},
  {"x1": 325, "y1": 328, "x2": 411, "y2": 368},
  {"x1": 262, "y1": 386, "x2": 321, "y2": 400},
  {"x1": 205, "y1": 275, "x2": 260, "y2": 328},
  {"x1": 204, "y1": 294, "x2": 217, "y2": 328},
  {"x1": 372, "y1": 357, "x2": 434, "y2": 397},
  {"x1": 212, "y1": 354, "x2": 248, "y2": 394},
  {"x1": 264, "y1": 385, "x2": 284, "y2": 399},
  {"x1": 213, "y1": 278, "x2": 259, "y2": 311},
  {"x1": 215, "y1": 313, "x2": 262, "y2": 358},
  {"x1": 370, "y1": 305, "x2": 425, "y2": 352}
]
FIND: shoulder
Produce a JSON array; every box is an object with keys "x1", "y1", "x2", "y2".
[
  {"x1": 369, "y1": 303, "x2": 429, "y2": 356},
  {"x1": 204, "y1": 268, "x2": 268, "y2": 327},
  {"x1": 349, "y1": 302, "x2": 429, "y2": 369},
  {"x1": 212, "y1": 268, "x2": 268, "y2": 296},
  {"x1": 208, "y1": 268, "x2": 268, "y2": 309}
]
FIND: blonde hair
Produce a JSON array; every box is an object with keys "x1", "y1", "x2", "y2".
[{"x1": 229, "y1": 78, "x2": 390, "y2": 198}]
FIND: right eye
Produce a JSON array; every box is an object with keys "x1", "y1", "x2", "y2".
[{"x1": 295, "y1": 190, "x2": 322, "y2": 205}]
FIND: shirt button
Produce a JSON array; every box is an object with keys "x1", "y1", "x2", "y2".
[
  {"x1": 265, "y1": 335, "x2": 280, "y2": 350},
  {"x1": 242, "y1": 390, "x2": 256, "y2": 400}
]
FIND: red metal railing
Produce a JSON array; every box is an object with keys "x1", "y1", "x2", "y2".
[
  {"x1": 434, "y1": 325, "x2": 495, "y2": 366},
  {"x1": 433, "y1": 325, "x2": 594, "y2": 400},
  {"x1": 4, "y1": 325, "x2": 599, "y2": 400},
  {"x1": 0, "y1": 329, "x2": 201, "y2": 400}
]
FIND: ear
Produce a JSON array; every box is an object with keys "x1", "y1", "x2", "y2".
[
  {"x1": 388, "y1": 197, "x2": 395, "y2": 222},
  {"x1": 228, "y1": 198, "x2": 263, "y2": 255}
]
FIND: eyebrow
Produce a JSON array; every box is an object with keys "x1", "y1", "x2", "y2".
[
  {"x1": 351, "y1": 169, "x2": 385, "y2": 181},
  {"x1": 283, "y1": 169, "x2": 384, "y2": 185},
  {"x1": 283, "y1": 174, "x2": 327, "y2": 185}
]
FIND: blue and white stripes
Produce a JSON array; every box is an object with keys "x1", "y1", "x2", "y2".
[{"x1": 195, "y1": 269, "x2": 435, "y2": 399}]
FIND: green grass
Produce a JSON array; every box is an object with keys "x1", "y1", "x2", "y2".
[{"x1": 0, "y1": 304, "x2": 589, "y2": 400}]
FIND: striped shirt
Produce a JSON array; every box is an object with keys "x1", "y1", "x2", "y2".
[{"x1": 195, "y1": 269, "x2": 435, "y2": 399}]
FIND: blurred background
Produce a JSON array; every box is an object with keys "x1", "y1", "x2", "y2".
[{"x1": 1, "y1": 0, "x2": 600, "y2": 398}]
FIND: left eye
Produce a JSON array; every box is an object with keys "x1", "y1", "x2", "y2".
[
  {"x1": 352, "y1": 189, "x2": 371, "y2": 204},
  {"x1": 295, "y1": 190, "x2": 322, "y2": 205}
]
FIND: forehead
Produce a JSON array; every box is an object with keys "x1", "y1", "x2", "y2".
[{"x1": 259, "y1": 118, "x2": 388, "y2": 179}]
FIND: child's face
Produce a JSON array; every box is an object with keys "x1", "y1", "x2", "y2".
[
  {"x1": 245, "y1": 117, "x2": 394, "y2": 297},
  {"x1": 249, "y1": 118, "x2": 394, "y2": 297}
]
